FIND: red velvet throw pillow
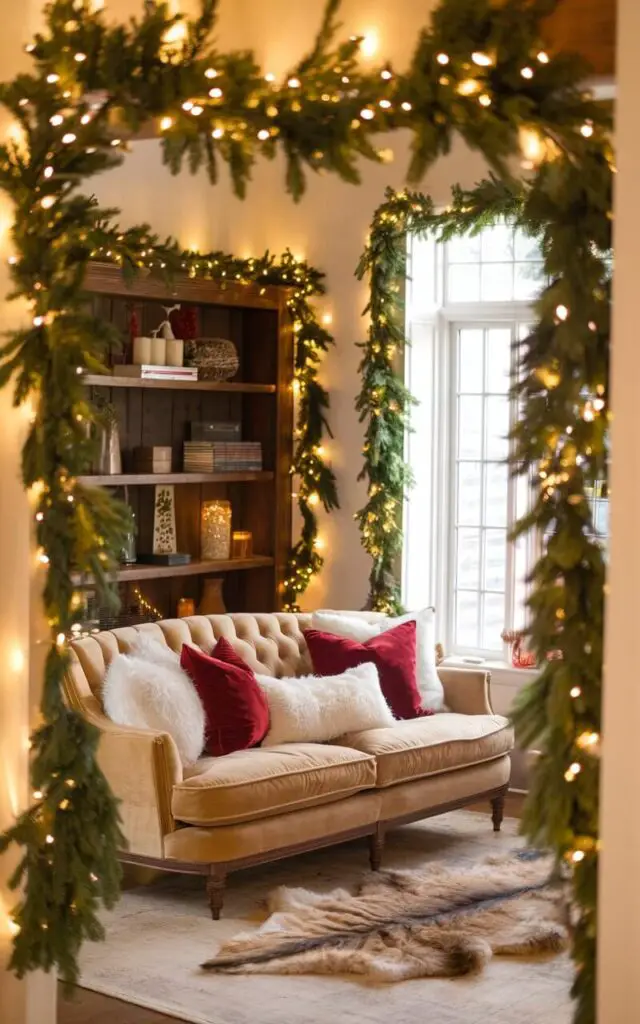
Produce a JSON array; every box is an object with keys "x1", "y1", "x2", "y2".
[
  {"x1": 304, "y1": 620, "x2": 427, "y2": 721},
  {"x1": 180, "y1": 637, "x2": 269, "y2": 756}
]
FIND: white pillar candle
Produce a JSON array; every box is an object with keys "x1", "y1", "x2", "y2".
[
  {"x1": 166, "y1": 339, "x2": 184, "y2": 367},
  {"x1": 132, "y1": 336, "x2": 151, "y2": 365},
  {"x1": 150, "y1": 335, "x2": 166, "y2": 366}
]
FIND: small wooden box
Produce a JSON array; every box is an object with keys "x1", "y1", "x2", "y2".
[{"x1": 133, "y1": 446, "x2": 173, "y2": 473}]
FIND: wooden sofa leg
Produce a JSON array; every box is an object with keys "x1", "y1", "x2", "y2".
[
  {"x1": 207, "y1": 868, "x2": 227, "y2": 920},
  {"x1": 369, "y1": 830, "x2": 385, "y2": 872},
  {"x1": 491, "y1": 790, "x2": 506, "y2": 832}
]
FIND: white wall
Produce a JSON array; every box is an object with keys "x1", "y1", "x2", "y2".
[{"x1": 93, "y1": 0, "x2": 487, "y2": 610}]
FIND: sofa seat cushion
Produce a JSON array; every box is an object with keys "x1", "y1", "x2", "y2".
[
  {"x1": 337, "y1": 713, "x2": 513, "y2": 788},
  {"x1": 172, "y1": 743, "x2": 377, "y2": 826}
]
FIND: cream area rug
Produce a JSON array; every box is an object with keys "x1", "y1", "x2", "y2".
[{"x1": 77, "y1": 811, "x2": 574, "y2": 1024}]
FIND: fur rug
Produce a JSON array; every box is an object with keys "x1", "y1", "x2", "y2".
[{"x1": 202, "y1": 853, "x2": 568, "y2": 982}]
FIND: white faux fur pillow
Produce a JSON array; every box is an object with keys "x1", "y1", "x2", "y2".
[
  {"x1": 311, "y1": 608, "x2": 444, "y2": 711},
  {"x1": 103, "y1": 645, "x2": 205, "y2": 766},
  {"x1": 256, "y1": 663, "x2": 395, "y2": 747}
]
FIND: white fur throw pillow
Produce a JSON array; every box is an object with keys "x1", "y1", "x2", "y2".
[
  {"x1": 103, "y1": 646, "x2": 205, "y2": 766},
  {"x1": 311, "y1": 608, "x2": 444, "y2": 711},
  {"x1": 256, "y1": 663, "x2": 395, "y2": 747}
]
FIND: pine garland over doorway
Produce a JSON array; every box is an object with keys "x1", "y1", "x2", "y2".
[{"x1": 0, "y1": 0, "x2": 613, "y2": 1018}]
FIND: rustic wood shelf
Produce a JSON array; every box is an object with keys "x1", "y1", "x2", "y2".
[
  {"x1": 72, "y1": 555, "x2": 274, "y2": 585},
  {"x1": 82, "y1": 374, "x2": 277, "y2": 394},
  {"x1": 78, "y1": 471, "x2": 274, "y2": 486}
]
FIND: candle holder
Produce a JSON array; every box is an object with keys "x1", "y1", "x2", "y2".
[
  {"x1": 231, "y1": 530, "x2": 253, "y2": 559},
  {"x1": 201, "y1": 500, "x2": 232, "y2": 560},
  {"x1": 177, "y1": 597, "x2": 195, "y2": 618}
]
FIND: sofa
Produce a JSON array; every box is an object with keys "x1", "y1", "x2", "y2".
[{"x1": 64, "y1": 612, "x2": 514, "y2": 918}]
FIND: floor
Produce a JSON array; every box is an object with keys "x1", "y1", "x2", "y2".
[{"x1": 58, "y1": 795, "x2": 533, "y2": 1024}]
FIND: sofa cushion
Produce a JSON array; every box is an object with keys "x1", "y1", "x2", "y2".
[
  {"x1": 172, "y1": 743, "x2": 377, "y2": 826},
  {"x1": 337, "y1": 713, "x2": 514, "y2": 788}
]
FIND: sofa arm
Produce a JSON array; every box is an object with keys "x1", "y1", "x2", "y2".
[
  {"x1": 84, "y1": 701, "x2": 182, "y2": 859},
  {"x1": 437, "y1": 667, "x2": 494, "y2": 716}
]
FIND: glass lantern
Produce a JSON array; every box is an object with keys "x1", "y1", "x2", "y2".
[{"x1": 200, "y1": 500, "x2": 232, "y2": 560}]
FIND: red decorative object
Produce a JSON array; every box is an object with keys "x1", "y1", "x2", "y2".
[
  {"x1": 180, "y1": 637, "x2": 269, "y2": 756},
  {"x1": 304, "y1": 620, "x2": 429, "y2": 721},
  {"x1": 128, "y1": 307, "x2": 140, "y2": 342},
  {"x1": 501, "y1": 629, "x2": 537, "y2": 669},
  {"x1": 170, "y1": 304, "x2": 199, "y2": 340}
]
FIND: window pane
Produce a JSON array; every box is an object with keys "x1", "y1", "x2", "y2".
[
  {"x1": 482, "y1": 592, "x2": 506, "y2": 649},
  {"x1": 485, "y1": 328, "x2": 511, "y2": 393},
  {"x1": 458, "y1": 329, "x2": 484, "y2": 393},
  {"x1": 457, "y1": 462, "x2": 482, "y2": 525},
  {"x1": 513, "y1": 534, "x2": 529, "y2": 631},
  {"x1": 447, "y1": 233, "x2": 481, "y2": 264},
  {"x1": 483, "y1": 529, "x2": 507, "y2": 591},
  {"x1": 514, "y1": 262, "x2": 544, "y2": 301},
  {"x1": 456, "y1": 528, "x2": 481, "y2": 589},
  {"x1": 481, "y1": 224, "x2": 514, "y2": 262},
  {"x1": 481, "y1": 262, "x2": 513, "y2": 301},
  {"x1": 458, "y1": 396, "x2": 483, "y2": 459},
  {"x1": 448, "y1": 263, "x2": 480, "y2": 302},
  {"x1": 514, "y1": 230, "x2": 541, "y2": 262},
  {"x1": 485, "y1": 396, "x2": 509, "y2": 459},
  {"x1": 484, "y1": 462, "x2": 509, "y2": 526},
  {"x1": 456, "y1": 591, "x2": 479, "y2": 647}
]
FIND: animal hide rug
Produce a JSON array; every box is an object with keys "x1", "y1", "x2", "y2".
[{"x1": 202, "y1": 853, "x2": 568, "y2": 982}]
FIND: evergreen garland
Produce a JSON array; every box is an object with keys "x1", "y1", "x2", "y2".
[{"x1": 0, "y1": 0, "x2": 614, "y2": 1016}]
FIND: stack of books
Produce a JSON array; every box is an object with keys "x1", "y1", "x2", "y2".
[{"x1": 183, "y1": 441, "x2": 263, "y2": 473}]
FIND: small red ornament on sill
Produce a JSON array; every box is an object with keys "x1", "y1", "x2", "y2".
[{"x1": 501, "y1": 629, "x2": 537, "y2": 669}]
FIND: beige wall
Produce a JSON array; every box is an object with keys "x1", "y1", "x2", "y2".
[
  {"x1": 597, "y1": 0, "x2": 640, "y2": 1016},
  {"x1": 93, "y1": 0, "x2": 486, "y2": 610}
]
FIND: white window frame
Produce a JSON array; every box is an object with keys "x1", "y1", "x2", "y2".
[{"x1": 403, "y1": 233, "x2": 539, "y2": 660}]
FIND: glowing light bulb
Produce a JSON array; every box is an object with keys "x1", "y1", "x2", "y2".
[
  {"x1": 74, "y1": 52, "x2": 87, "y2": 62},
  {"x1": 287, "y1": 77, "x2": 301, "y2": 89},
  {"x1": 49, "y1": 114, "x2": 64, "y2": 127},
  {"x1": 401, "y1": 101, "x2": 412, "y2": 111},
  {"x1": 537, "y1": 51, "x2": 550, "y2": 64},
  {"x1": 571, "y1": 850, "x2": 585, "y2": 863},
  {"x1": 436, "y1": 53, "x2": 449, "y2": 66},
  {"x1": 322, "y1": 313, "x2": 333, "y2": 325},
  {"x1": 520, "y1": 66, "x2": 534, "y2": 79},
  {"x1": 478, "y1": 93, "x2": 492, "y2": 107},
  {"x1": 555, "y1": 304, "x2": 569, "y2": 321},
  {"x1": 45, "y1": 834, "x2": 54, "y2": 844},
  {"x1": 360, "y1": 107, "x2": 375, "y2": 120},
  {"x1": 80, "y1": 113, "x2": 91, "y2": 125},
  {"x1": 160, "y1": 116, "x2": 173, "y2": 131},
  {"x1": 457, "y1": 79, "x2": 480, "y2": 96},
  {"x1": 308, "y1": 492, "x2": 320, "y2": 506},
  {"x1": 61, "y1": 132, "x2": 76, "y2": 144},
  {"x1": 46, "y1": 73, "x2": 60, "y2": 84},
  {"x1": 204, "y1": 68, "x2": 218, "y2": 79},
  {"x1": 381, "y1": 68, "x2": 392, "y2": 80},
  {"x1": 257, "y1": 129, "x2": 270, "y2": 141},
  {"x1": 211, "y1": 127, "x2": 224, "y2": 139},
  {"x1": 471, "y1": 51, "x2": 492, "y2": 67},
  {"x1": 379, "y1": 98, "x2": 391, "y2": 109},
  {"x1": 570, "y1": 686, "x2": 582, "y2": 698},
  {"x1": 359, "y1": 31, "x2": 378, "y2": 59},
  {"x1": 209, "y1": 87, "x2": 223, "y2": 99},
  {"x1": 182, "y1": 100, "x2": 193, "y2": 111},
  {"x1": 33, "y1": 790, "x2": 43, "y2": 800},
  {"x1": 264, "y1": 72, "x2": 275, "y2": 83},
  {"x1": 40, "y1": 196, "x2": 55, "y2": 209},
  {"x1": 581, "y1": 122, "x2": 594, "y2": 138},
  {"x1": 190, "y1": 105, "x2": 203, "y2": 116}
]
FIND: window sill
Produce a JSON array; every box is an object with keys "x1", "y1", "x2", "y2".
[{"x1": 442, "y1": 656, "x2": 539, "y2": 685}]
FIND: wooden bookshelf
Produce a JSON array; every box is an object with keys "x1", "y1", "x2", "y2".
[{"x1": 80, "y1": 263, "x2": 294, "y2": 623}]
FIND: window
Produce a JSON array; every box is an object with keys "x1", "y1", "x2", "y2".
[{"x1": 403, "y1": 223, "x2": 544, "y2": 659}]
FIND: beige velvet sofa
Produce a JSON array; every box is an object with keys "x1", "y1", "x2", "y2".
[{"x1": 65, "y1": 612, "x2": 514, "y2": 918}]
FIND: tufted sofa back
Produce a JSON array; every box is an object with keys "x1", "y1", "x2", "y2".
[{"x1": 66, "y1": 611, "x2": 386, "y2": 714}]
